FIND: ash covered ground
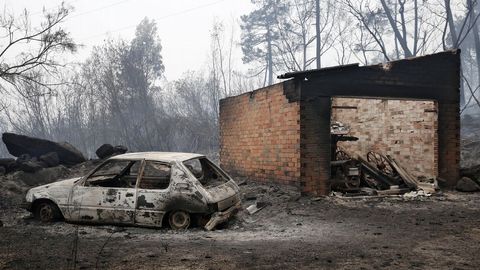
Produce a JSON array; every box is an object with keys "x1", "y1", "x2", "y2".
[{"x1": 1, "y1": 164, "x2": 480, "y2": 270}]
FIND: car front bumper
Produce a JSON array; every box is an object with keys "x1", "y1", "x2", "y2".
[{"x1": 204, "y1": 202, "x2": 242, "y2": 231}]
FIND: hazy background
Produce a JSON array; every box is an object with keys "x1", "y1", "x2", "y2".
[
  {"x1": 0, "y1": 0, "x2": 479, "y2": 161},
  {"x1": 2, "y1": 0, "x2": 254, "y2": 80}
]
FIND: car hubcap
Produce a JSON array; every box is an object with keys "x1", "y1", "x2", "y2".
[
  {"x1": 171, "y1": 211, "x2": 190, "y2": 229},
  {"x1": 39, "y1": 205, "x2": 53, "y2": 221}
]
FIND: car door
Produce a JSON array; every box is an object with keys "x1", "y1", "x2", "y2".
[
  {"x1": 68, "y1": 159, "x2": 141, "y2": 224},
  {"x1": 134, "y1": 161, "x2": 172, "y2": 226}
]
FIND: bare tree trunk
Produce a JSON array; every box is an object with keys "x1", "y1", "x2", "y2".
[
  {"x1": 394, "y1": 1, "x2": 400, "y2": 59},
  {"x1": 215, "y1": 34, "x2": 229, "y2": 97},
  {"x1": 413, "y1": 0, "x2": 419, "y2": 55},
  {"x1": 379, "y1": 0, "x2": 412, "y2": 57},
  {"x1": 315, "y1": 0, "x2": 321, "y2": 68},
  {"x1": 399, "y1": 0, "x2": 408, "y2": 52},
  {"x1": 267, "y1": 26, "x2": 273, "y2": 85},
  {"x1": 469, "y1": 0, "x2": 480, "y2": 98},
  {"x1": 445, "y1": 0, "x2": 458, "y2": 47}
]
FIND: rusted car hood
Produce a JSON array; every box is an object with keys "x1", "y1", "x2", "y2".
[
  {"x1": 25, "y1": 177, "x2": 81, "y2": 206},
  {"x1": 205, "y1": 180, "x2": 239, "y2": 203}
]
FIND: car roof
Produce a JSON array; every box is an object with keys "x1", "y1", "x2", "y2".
[{"x1": 109, "y1": 152, "x2": 204, "y2": 162}]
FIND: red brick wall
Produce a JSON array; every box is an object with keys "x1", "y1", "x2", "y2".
[
  {"x1": 438, "y1": 102, "x2": 460, "y2": 185},
  {"x1": 219, "y1": 83, "x2": 301, "y2": 185},
  {"x1": 332, "y1": 98, "x2": 438, "y2": 179}
]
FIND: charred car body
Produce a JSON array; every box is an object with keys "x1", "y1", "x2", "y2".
[{"x1": 23, "y1": 152, "x2": 241, "y2": 230}]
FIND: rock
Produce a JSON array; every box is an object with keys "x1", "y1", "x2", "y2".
[
  {"x1": 0, "y1": 166, "x2": 5, "y2": 176},
  {"x1": 13, "y1": 166, "x2": 69, "y2": 186},
  {"x1": 57, "y1": 142, "x2": 86, "y2": 164},
  {"x1": 0, "y1": 158, "x2": 15, "y2": 168},
  {"x1": 455, "y1": 177, "x2": 480, "y2": 192},
  {"x1": 460, "y1": 164, "x2": 480, "y2": 179},
  {"x1": 6, "y1": 162, "x2": 19, "y2": 173},
  {"x1": 2, "y1": 133, "x2": 85, "y2": 165},
  {"x1": 96, "y1": 144, "x2": 114, "y2": 159},
  {"x1": 95, "y1": 144, "x2": 128, "y2": 159},
  {"x1": 113, "y1": 145, "x2": 128, "y2": 155},
  {"x1": 18, "y1": 161, "x2": 44, "y2": 173},
  {"x1": 39, "y1": 152, "x2": 60, "y2": 167},
  {"x1": 16, "y1": 154, "x2": 31, "y2": 163}
]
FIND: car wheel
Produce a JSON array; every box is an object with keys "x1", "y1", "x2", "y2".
[
  {"x1": 168, "y1": 210, "x2": 191, "y2": 230},
  {"x1": 34, "y1": 201, "x2": 61, "y2": 222}
]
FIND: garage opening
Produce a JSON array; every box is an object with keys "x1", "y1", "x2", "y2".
[{"x1": 330, "y1": 97, "x2": 438, "y2": 194}]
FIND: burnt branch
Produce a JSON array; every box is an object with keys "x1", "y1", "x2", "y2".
[{"x1": 0, "y1": 2, "x2": 76, "y2": 94}]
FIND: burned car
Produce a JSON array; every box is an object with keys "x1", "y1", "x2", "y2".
[{"x1": 23, "y1": 152, "x2": 241, "y2": 230}]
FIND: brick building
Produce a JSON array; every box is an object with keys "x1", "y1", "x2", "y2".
[{"x1": 219, "y1": 50, "x2": 460, "y2": 195}]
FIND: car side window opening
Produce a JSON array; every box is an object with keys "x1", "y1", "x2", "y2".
[
  {"x1": 138, "y1": 161, "x2": 171, "y2": 190},
  {"x1": 183, "y1": 158, "x2": 228, "y2": 187},
  {"x1": 86, "y1": 160, "x2": 140, "y2": 188}
]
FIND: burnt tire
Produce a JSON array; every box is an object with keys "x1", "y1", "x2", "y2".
[
  {"x1": 34, "y1": 201, "x2": 62, "y2": 222},
  {"x1": 168, "y1": 210, "x2": 191, "y2": 230}
]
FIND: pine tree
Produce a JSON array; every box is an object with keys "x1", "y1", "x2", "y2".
[{"x1": 240, "y1": 0, "x2": 288, "y2": 86}]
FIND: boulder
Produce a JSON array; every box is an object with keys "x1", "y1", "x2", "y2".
[
  {"x1": 2, "y1": 133, "x2": 85, "y2": 165},
  {"x1": 6, "y1": 162, "x2": 19, "y2": 173},
  {"x1": 0, "y1": 158, "x2": 15, "y2": 168},
  {"x1": 39, "y1": 152, "x2": 60, "y2": 167},
  {"x1": 96, "y1": 144, "x2": 128, "y2": 159},
  {"x1": 455, "y1": 177, "x2": 480, "y2": 192},
  {"x1": 460, "y1": 164, "x2": 480, "y2": 184},
  {"x1": 96, "y1": 144, "x2": 114, "y2": 159},
  {"x1": 18, "y1": 161, "x2": 44, "y2": 173},
  {"x1": 113, "y1": 145, "x2": 128, "y2": 155},
  {"x1": 16, "y1": 154, "x2": 31, "y2": 163}
]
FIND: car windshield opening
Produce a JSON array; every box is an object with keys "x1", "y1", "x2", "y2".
[{"x1": 86, "y1": 160, "x2": 139, "y2": 188}]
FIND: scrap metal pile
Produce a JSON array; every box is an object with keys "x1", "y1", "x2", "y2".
[{"x1": 330, "y1": 122, "x2": 437, "y2": 196}]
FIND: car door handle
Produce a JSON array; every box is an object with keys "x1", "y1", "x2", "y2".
[{"x1": 126, "y1": 192, "x2": 134, "y2": 197}]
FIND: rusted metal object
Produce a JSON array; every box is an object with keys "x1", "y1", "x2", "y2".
[
  {"x1": 359, "y1": 157, "x2": 398, "y2": 189},
  {"x1": 334, "y1": 150, "x2": 350, "y2": 161},
  {"x1": 331, "y1": 159, "x2": 361, "y2": 191},
  {"x1": 23, "y1": 152, "x2": 241, "y2": 231},
  {"x1": 366, "y1": 151, "x2": 396, "y2": 177},
  {"x1": 330, "y1": 122, "x2": 361, "y2": 192}
]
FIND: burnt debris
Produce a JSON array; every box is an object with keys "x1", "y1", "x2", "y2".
[{"x1": 330, "y1": 122, "x2": 438, "y2": 196}]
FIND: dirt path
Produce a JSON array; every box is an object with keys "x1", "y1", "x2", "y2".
[{"x1": 1, "y1": 184, "x2": 479, "y2": 269}]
